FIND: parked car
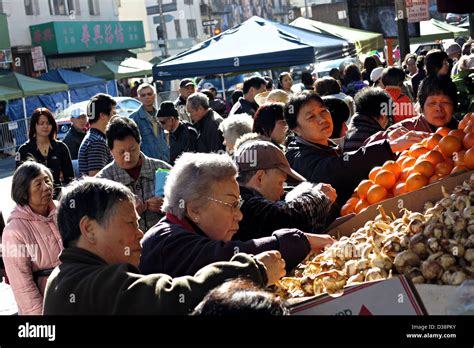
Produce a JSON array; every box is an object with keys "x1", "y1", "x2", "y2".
[
  {"x1": 312, "y1": 56, "x2": 360, "y2": 79},
  {"x1": 411, "y1": 42, "x2": 444, "y2": 56},
  {"x1": 55, "y1": 97, "x2": 142, "y2": 139},
  {"x1": 446, "y1": 13, "x2": 468, "y2": 25}
]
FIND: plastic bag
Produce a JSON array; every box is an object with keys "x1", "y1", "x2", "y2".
[{"x1": 446, "y1": 279, "x2": 474, "y2": 315}]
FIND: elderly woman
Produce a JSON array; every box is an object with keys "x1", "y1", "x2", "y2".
[
  {"x1": 96, "y1": 117, "x2": 171, "y2": 232},
  {"x1": 365, "y1": 75, "x2": 459, "y2": 145},
  {"x1": 2, "y1": 162, "x2": 63, "y2": 315},
  {"x1": 218, "y1": 113, "x2": 253, "y2": 154},
  {"x1": 285, "y1": 92, "x2": 425, "y2": 206},
  {"x1": 343, "y1": 87, "x2": 391, "y2": 152},
  {"x1": 16, "y1": 107, "x2": 74, "y2": 198},
  {"x1": 139, "y1": 152, "x2": 334, "y2": 277},
  {"x1": 252, "y1": 103, "x2": 289, "y2": 147}
]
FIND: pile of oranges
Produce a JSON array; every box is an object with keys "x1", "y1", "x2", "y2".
[{"x1": 340, "y1": 113, "x2": 474, "y2": 216}]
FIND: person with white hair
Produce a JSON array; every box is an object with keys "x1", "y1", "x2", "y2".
[
  {"x1": 219, "y1": 113, "x2": 253, "y2": 154},
  {"x1": 139, "y1": 153, "x2": 334, "y2": 277},
  {"x1": 187, "y1": 92, "x2": 225, "y2": 153}
]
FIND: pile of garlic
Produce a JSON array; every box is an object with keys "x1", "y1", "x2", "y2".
[{"x1": 277, "y1": 173, "x2": 474, "y2": 298}]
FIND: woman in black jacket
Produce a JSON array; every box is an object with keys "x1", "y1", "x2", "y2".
[
  {"x1": 284, "y1": 92, "x2": 425, "y2": 206},
  {"x1": 16, "y1": 108, "x2": 73, "y2": 198},
  {"x1": 344, "y1": 87, "x2": 391, "y2": 152}
]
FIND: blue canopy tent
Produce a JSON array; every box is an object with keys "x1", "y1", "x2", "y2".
[
  {"x1": 153, "y1": 17, "x2": 355, "y2": 98},
  {"x1": 37, "y1": 69, "x2": 109, "y2": 104}
]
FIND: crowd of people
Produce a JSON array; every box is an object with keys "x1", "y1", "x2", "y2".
[{"x1": 1, "y1": 38, "x2": 474, "y2": 315}]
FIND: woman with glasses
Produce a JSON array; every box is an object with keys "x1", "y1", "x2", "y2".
[
  {"x1": 96, "y1": 117, "x2": 171, "y2": 232},
  {"x1": 16, "y1": 107, "x2": 74, "y2": 199},
  {"x1": 139, "y1": 152, "x2": 334, "y2": 277}
]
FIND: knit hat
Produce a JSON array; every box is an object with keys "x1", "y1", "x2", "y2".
[{"x1": 157, "y1": 101, "x2": 178, "y2": 118}]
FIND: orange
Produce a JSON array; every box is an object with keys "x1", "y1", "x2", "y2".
[
  {"x1": 420, "y1": 138, "x2": 429, "y2": 147},
  {"x1": 406, "y1": 173, "x2": 429, "y2": 192},
  {"x1": 393, "y1": 182, "x2": 408, "y2": 196},
  {"x1": 463, "y1": 132, "x2": 474, "y2": 149},
  {"x1": 341, "y1": 203, "x2": 355, "y2": 216},
  {"x1": 357, "y1": 180, "x2": 374, "y2": 200},
  {"x1": 459, "y1": 113, "x2": 473, "y2": 130},
  {"x1": 422, "y1": 150, "x2": 445, "y2": 165},
  {"x1": 429, "y1": 174, "x2": 442, "y2": 184},
  {"x1": 413, "y1": 160, "x2": 435, "y2": 178},
  {"x1": 402, "y1": 157, "x2": 416, "y2": 169},
  {"x1": 465, "y1": 148, "x2": 474, "y2": 170},
  {"x1": 451, "y1": 165, "x2": 468, "y2": 174},
  {"x1": 382, "y1": 160, "x2": 401, "y2": 180},
  {"x1": 346, "y1": 197, "x2": 359, "y2": 209},
  {"x1": 400, "y1": 167, "x2": 413, "y2": 181},
  {"x1": 448, "y1": 129, "x2": 466, "y2": 141},
  {"x1": 355, "y1": 199, "x2": 369, "y2": 214},
  {"x1": 366, "y1": 184, "x2": 388, "y2": 205},
  {"x1": 465, "y1": 122, "x2": 474, "y2": 134},
  {"x1": 436, "y1": 127, "x2": 450, "y2": 137},
  {"x1": 453, "y1": 150, "x2": 466, "y2": 166},
  {"x1": 368, "y1": 166, "x2": 382, "y2": 182},
  {"x1": 426, "y1": 133, "x2": 442, "y2": 150},
  {"x1": 435, "y1": 162, "x2": 453, "y2": 177},
  {"x1": 396, "y1": 155, "x2": 408, "y2": 165},
  {"x1": 384, "y1": 192, "x2": 393, "y2": 200},
  {"x1": 400, "y1": 150, "x2": 410, "y2": 157},
  {"x1": 374, "y1": 170, "x2": 397, "y2": 189},
  {"x1": 438, "y1": 135, "x2": 462, "y2": 158},
  {"x1": 409, "y1": 145, "x2": 429, "y2": 158}
]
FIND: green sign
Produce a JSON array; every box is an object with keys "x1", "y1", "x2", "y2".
[
  {"x1": 29, "y1": 21, "x2": 145, "y2": 56},
  {"x1": 0, "y1": 14, "x2": 11, "y2": 49}
]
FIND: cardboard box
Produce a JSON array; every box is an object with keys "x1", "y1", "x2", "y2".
[
  {"x1": 325, "y1": 170, "x2": 473, "y2": 238},
  {"x1": 289, "y1": 275, "x2": 426, "y2": 315}
]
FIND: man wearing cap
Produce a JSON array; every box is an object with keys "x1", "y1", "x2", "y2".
[
  {"x1": 129, "y1": 83, "x2": 170, "y2": 163},
  {"x1": 448, "y1": 43, "x2": 462, "y2": 77},
  {"x1": 174, "y1": 78, "x2": 196, "y2": 123},
  {"x1": 233, "y1": 140, "x2": 337, "y2": 241},
  {"x1": 62, "y1": 108, "x2": 88, "y2": 160},
  {"x1": 228, "y1": 76, "x2": 267, "y2": 117},
  {"x1": 157, "y1": 101, "x2": 198, "y2": 165}
]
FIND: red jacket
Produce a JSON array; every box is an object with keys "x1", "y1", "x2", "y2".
[{"x1": 385, "y1": 86, "x2": 417, "y2": 123}]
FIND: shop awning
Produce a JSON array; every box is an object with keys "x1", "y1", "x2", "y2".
[
  {"x1": 83, "y1": 60, "x2": 149, "y2": 80},
  {"x1": 0, "y1": 72, "x2": 69, "y2": 97}
]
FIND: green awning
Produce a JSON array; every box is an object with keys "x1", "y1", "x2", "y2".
[
  {"x1": 411, "y1": 19, "x2": 469, "y2": 43},
  {"x1": 290, "y1": 17, "x2": 384, "y2": 55},
  {"x1": 0, "y1": 14, "x2": 11, "y2": 50},
  {"x1": 0, "y1": 85, "x2": 23, "y2": 101},
  {"x1": 0, "y1": 72, "x2": 68, "y2": 97},
  {"x1": 83, "y1": 60, "x2": 149, "y2": 80},
  {"x1": 149, "y1": 56, "x2": 164, "y2": 65}
]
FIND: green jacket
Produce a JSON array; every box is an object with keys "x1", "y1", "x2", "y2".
[{"x1": 43, "y1": 247, "x2": 268, "y2": 315}]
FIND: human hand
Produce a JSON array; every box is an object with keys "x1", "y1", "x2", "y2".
[
  {"x1": 303, "y1": 233, "x2": 335, "y2": 253},
  {"x1": 255, "y1": 250, "x2": 286, "y2": 286},
  {"x1": 135, "y1": 198, "x2": 147, "y2": 215},
  {"x1": 387, "y1": 127, "x2": 409, "y2": 141},
  {"x1": 315, "y1": 183, "x2": 337, "y2": 204},
  {"x1": 389, "y1": 131, "x2": 429, "y2": 153},
  {"x1": 146, "y1": 196, "x2": 164, "y2": 213}
]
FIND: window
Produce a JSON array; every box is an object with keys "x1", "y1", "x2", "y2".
[
  {"x1": 184, "y1": 0, "x2": 193, "y2": 4},
  {"x1": 187, "y1": 19, "x2": 197, "y2": 38},
  {"x1": 174, "y1": 20, "x2": 181, "y2": 39},
  {"x1": 25, "y1": 0, "x2": 34, "y2": 15},
  {"x1": 49, "y1": 0, "x2": 67, "y2": 15},
  {"x1": 88, "y1": 0, "x2": 100, "y2": 15}
]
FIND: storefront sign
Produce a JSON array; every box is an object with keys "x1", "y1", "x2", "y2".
[
  {"x1": 30, "y1": 21, "x2": 146, "y2": 55},
  {"x1": 406, "y1": 0, "x2": 429, "y2": 23},
  {"x1": 48, "y1": 56, "x2": 96, "y2": 70}
]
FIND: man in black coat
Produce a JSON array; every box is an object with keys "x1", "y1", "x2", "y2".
[
  {"x1": 229, "y1": 76, "x2": 267, "y2": 117},
  {"x1": 233, "y1": 140, "x2": 337, "y2": 241},
  {"x1": 157, "y1": 101, "x2": 198, "y2": 165}
]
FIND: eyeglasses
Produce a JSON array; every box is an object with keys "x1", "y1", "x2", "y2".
[
  {"x1": 140, "y1": 92, "x2": 154, "y2": 97},
  {"x1": 204, "y1": 196, "x2": 243, "y2": 211}
]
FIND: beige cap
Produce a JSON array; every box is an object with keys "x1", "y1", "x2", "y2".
[
  {"x1": 234, "y1": 140, "x2": 305, "y2": 182},
  {"x1": 255, "y1": 89, "x2": 290, "y2": 106}
]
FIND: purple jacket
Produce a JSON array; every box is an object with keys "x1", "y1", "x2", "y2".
[{"x1": 139, "y1": 213, "x2": 310, "y2": 277}]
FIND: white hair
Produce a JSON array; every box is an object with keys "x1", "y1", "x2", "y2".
[
  {"x1": 187, "y1": 92, "x2": 209, "y2": 110},
  {"x1": 219, "y1": 114, "x2": 254, "y2": 148},
  {"x1": 137, "y1": 83, "x2": 156, "y2": 95},
  {"x1": 162, "y1": 152, "x2": 238, "y2": 219}
]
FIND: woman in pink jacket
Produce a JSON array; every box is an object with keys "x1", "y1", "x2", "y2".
[{"x1": 2, "y1": 161, "x2": 63, "y2": 315}]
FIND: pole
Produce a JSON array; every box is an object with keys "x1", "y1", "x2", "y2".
[
  {"x1": 469, "y1": 13, "x2": 474, "y2": 39},
  {"x1": 105, "y1": 82, "x2": 109, "y2": 95},
  {"x1": 115, "y1": 79, "x2": 119, "y2": 97},
  {"x1": 220, "y1": 74, "x2": 226, "y2": 101},
  {"x1": 386, "y1": 38, "x2": 394, "y2": 66},
  {"x1": 395, "y1": 0, "x2": 410, "y2": 65},
  {"x1": 304, "y1": 0, "x2": 309, "y2": 18},
  {"x1": 67, "y1": 90, "x2": 71, "y2": 105},
  {"x1": 158, "y1": 0, "x2": 169, "y2": 57},
  {"x1": 22, "y1": 97, "x2": 28, "y2": 139}
]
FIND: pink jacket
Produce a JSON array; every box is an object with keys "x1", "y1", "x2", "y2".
[{"x1": 1, "y1": 202, "x2": 63, "y2": 315}]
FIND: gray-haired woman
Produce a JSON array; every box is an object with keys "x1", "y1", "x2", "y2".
[
  {"x1": 139, "y1": 152, "x2": 334, "y2": 277},
  {"x1": 218, "y1": 113, "x2": 254, "y2": 154}
]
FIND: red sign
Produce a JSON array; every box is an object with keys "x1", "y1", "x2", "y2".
[{"x1": 406, "y1": 0, "x2": 429, "y2": 23}]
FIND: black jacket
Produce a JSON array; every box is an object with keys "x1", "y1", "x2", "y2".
[
  {"x1": 62, "y1": 126, "x2": 86, "y2": 160},
  {"x1": 170, "y1": 121, "x2": 198, "y2": 164},
  {"x1": 210, "y1": 98, "x2": 227, "y2": 117},
  {"x1": 139, "y1": 213, "x2": 311, "y2": 277},
  {"x1": 286, "y1": 136, "x2": 395, "y2": 206},
  {"x1": 229, "y1": 97, "x2": 259, "y2": 116},
  {"x1": 234, "y1": 185, "x2": 332, "y2": 241},
  {"x1": 17, "y1": 139, "x2": 74, "y2": 198},
  {"x1": 344, "y1": 113, "x2": 385, "y2": 152},
  {"x1": 192, "y1": 109, "x2": 225, "y2": 153}
]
